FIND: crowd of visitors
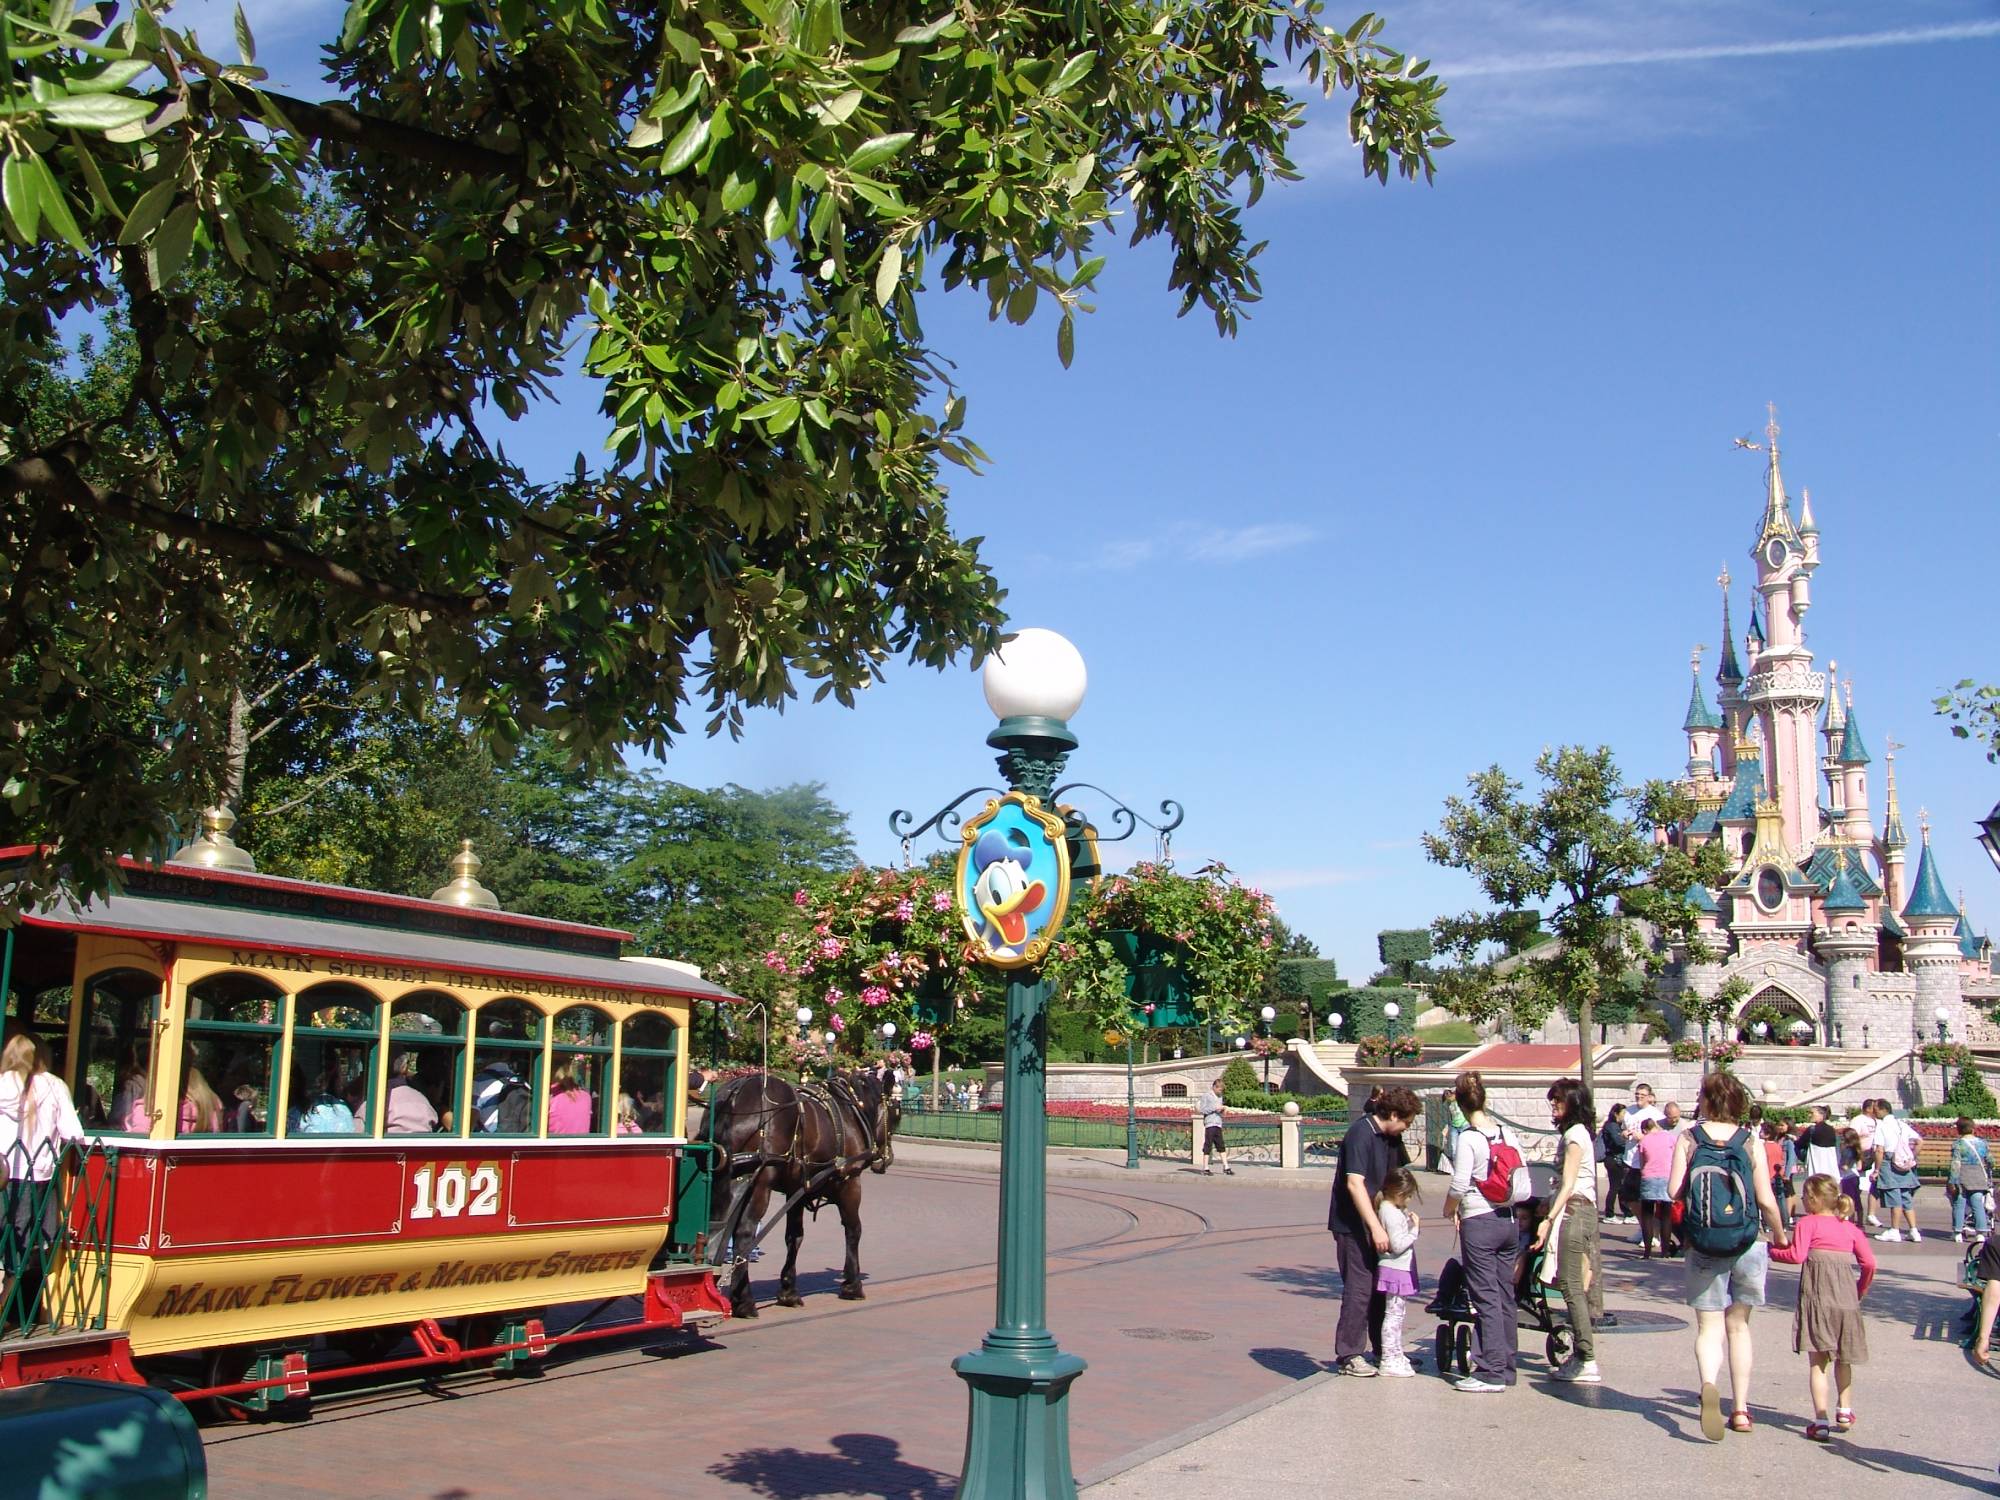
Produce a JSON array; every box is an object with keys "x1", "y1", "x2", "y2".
[{"x1": 1326, "y1": 1066, "x2": 1969, "y2": 1443}]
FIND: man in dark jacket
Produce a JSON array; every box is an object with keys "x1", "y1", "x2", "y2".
[{"x1": 1328, "y1": 1085, "x2": 1421, "y2": 1376}]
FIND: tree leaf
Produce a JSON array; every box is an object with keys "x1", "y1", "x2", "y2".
[
  {"x1": 152, "y1": 199, "x2": 199, "y2": 284},
  {"x1": 844, "y1": 132, "x2": 913, "y2": 173},
  {"x1": 118, "y1": 175, "x2": 179, "y2": 244},
  {"x1": 234, "y1": 3, "x2": 257, "y2": 64},
  {"x1": 25, "y1": 155, "x2": 85, "y2": 250},
  {"x1": 1044, "y1": 53, "x2": 1092, "y2": 97},
  {"x1": 660, "y1": 112, "x2": 711, "y2": 175},
  {"x1": 872, "y1": 241, "x2": 901, "y2": 307},
  {"x1": 1, "y1": 154, "x2": 43, "y2": 242},
  {"x1": 893, "y1": 15, "x2": 956, "y2": 44},
  {"x1": 41, "y1": 94, "x2": 152, "y2": 131},
  {"x1": 1056, "y1": 311, "x2": 1074, "y2": 369},
  {"x1": 67, "y1": 60, "x2": 152, "y2": 94},
  {"x1": 627, "y1": 115, "x2": 663, "y2": 150}
]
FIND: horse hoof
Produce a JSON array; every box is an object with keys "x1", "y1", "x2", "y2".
[
  {"x1": 837, "y1": 1285, "x2": 866, "y2": 1301},
  {"x1": 775, "y1": 1292, "x2": 804, "y2": 1308},
  {"x1": 733, "y1": 1301, "x2": 759, "y2": 1320}
]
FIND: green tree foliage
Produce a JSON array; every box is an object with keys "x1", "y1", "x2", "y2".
[
  {"x1": 1424, "y1": 745, "x2": 1730, "y2": 1091},
  {"x1": 0, "y1": 0, "x2": 1448, "y2": 914},
  {"x1": 1944, "y1": 1064, "x2": 2000, "y2": 1121},
  {"x1": 1220, "y1": 1057, "x2": 1260, "y2": 1095},
  {"x1": 1936, "y1": 680, "x2": 2000, "y2": 763},
  {"x1": 1376, "y1": 928, "x2": 1432, "y2": 981}
]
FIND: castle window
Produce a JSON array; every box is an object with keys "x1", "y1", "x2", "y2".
[
  {"x1": 1161, "y1": 1083, "x2": 1188, "y2": 1099},
  {"x1": 1755, "y1": 866, "x2": 1785, "y2": 912}
]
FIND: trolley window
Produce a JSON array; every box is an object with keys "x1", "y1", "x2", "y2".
[
  {"x1": 288, "y1": 982, "x2": 378, "y2": 1135},
  {"x1": 78, "y1": 969, "x2": 161, "y2": 1134},
  {"x1": 9, "y1": 985, "x2": 75, "y2": 1091},
  {"x1": 549, "y1": 1006, "x2": 611, "y2": 1136},
  {"x1": 470, "y1": 998, "x2": 543, "y2": 1136},
  {"x1": 618, "y1": 1012, "x2": 679, "y2": 1136},
  {"x1": 186, "y1": 972, "x2": 284, "y2": 1137},
  {"x1": 387, "y1": 991, "x2": 464, "y2": 1136}
]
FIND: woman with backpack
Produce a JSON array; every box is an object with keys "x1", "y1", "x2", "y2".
[
  {"x1": 1667, "y1": 1069, "x2": 1789, "y2": 1440},
  {"x1": 1445, "y1": 1069, "x2": 1526, "y2": 1393},
  {"x1": 1949, "y1": 1118, "x2": 1992, "y2": 1243}
]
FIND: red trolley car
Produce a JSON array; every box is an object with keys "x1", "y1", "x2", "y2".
[{"x1": 0, "y1": 844, "x2": 733, "y2": 1414}]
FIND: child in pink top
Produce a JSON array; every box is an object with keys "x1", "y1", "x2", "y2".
[{"x1": 1768, "y1": 1174, "x2": 1877, "y2": 1441}]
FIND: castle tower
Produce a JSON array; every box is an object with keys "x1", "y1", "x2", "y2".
[
  {"x1": 1879, "y1": 741, "x2": 1909, "y2": 912},
  {"x1": 1738, "y1": 405, "x2": 1828, "y2": 857},
  {"x1": 1903, "y1": 813, "x2": 1968, "y2": 1048},
  {"x1": 1820, "y1": 658, "x2": 1847, "y2": 827},
  {"x1": 1814, "y1": 847, "x2": 1875, "y2": 1047},
  {"x1": 1683, "y1": 647, "x2": 1723, "y2": 780},
  {"x1": 1715, "y1": 568, "x2": 1746, "y2": 777},
  {"x1": 1835, "y1": 681, "x2": 1873, "y2": 846}
]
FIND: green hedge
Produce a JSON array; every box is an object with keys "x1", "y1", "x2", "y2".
[{"x1": 1328, "y1": 986, "x2": 1415, "y2": 1043}]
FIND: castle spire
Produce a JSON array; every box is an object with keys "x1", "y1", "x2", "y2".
[
  {"x1": 1823, "y1": 658, "x2": 1846, "y2": 737},
  {"x1": 1716, "y1": 566, "x2": 1743, "y2": 686},
  {"x1": 1903, "y1": 809, "x2": 1957, "y2": 921},
  {"x1": 1838, "y1": 680, "x2": 1871, "y2": 765},
  {"x1": 1797, "y1": 484, "x2": 1818, "y2": 537},
  {"x1": 1882, "y1": 740, "x2": 1908, "y2": 850},
  {"x1": 1755, "y1": 402, "x2": 1800, "y2": 547},
  {"x1": 1683, "y1": 648, "x2": 1722, "y2": 732}
]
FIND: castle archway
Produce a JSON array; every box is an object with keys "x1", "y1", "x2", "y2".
[{"x1": 1734, "y1": 984, "x2": 1820, "y2": 1045}]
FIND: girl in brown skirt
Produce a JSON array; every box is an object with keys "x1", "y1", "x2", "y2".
[{"x1": 1769, "y1": 1174, "x2": 1878, "y2": 1440}]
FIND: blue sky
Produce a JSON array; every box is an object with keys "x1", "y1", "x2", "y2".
[{"x1": 187, "y1": 0, "x2": 1998, "y2": 982}]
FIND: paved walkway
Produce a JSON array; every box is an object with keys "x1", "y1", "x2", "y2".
[{"x1": 195, "y1": 1143, "x2": 1995, "y2": 1497}]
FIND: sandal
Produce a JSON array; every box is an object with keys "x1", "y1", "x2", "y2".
[
  {"x1": 1699, "y1": 1382, "x2": 1724, "y2": 1442},
  {"x1": 1729, "y1": 1411, "x2": 1754, "y2": 1434},
  {"x1": 1834, "y1": 1408, "x2": 1855, "y2": 1431},
  {"x1": 1804, "y1": 1421, "x2": 1831, "y2": 1443}
]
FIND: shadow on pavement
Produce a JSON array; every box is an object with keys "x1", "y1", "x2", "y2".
[
  {"x1": 708, "y1": 1433, "x2": 955, "y2": 1499},
  {"x1": 1248, "y1": 1347, "x2": 1322, "y2": 1379},
  {"x1": 1243, "y1": 1263, "x2": 1342, "y2": 1299}
]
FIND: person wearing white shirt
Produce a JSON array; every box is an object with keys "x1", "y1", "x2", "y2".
[
  {"x1": 1871, "y1": 1101, "x2": 1923, "y2": 1242},
  {"x1": 0, "y1": 1034, "x2": 87, "y2": 1323}
]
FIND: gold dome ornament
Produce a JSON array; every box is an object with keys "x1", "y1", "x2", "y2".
[
  {"x1": 431, "y1": 840, "x2": 500, "y2": 909},
  {"x1": 168, "y1": 806, "x2": 258, "y2": 872}
]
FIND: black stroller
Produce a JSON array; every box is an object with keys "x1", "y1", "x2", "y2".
[{"x1": 1430, "y1": 1165, "x2": 1576, "y2": 1373}]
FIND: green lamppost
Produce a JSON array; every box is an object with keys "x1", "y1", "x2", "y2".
[
  {"x1": 890, "y1": 628, "x2": 1180, "y2": 1500},
  {"x1": 1125, "y1": 1003, "x2": 1154, "y2": 1171},
  {"x1": 1384, "y1": 1000, "x2": 1400, "y2": 1046},
  {"x1": 1935, "y1": 1007, "x2": 1953, "y2": 1098}
]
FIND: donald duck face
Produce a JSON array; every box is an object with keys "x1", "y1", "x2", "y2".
[{"x1": 969, "y1": 826, "x2": 1048, "y2": 956}]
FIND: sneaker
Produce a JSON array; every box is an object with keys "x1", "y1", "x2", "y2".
[
  {"x1": 1202, "y1": 1168, "x2": 1213, "y2": 1176},
  {"x1": 1454, "y1": 1375, "x2": 1505, "y2": 1393},
  {"x1": 1380, "y1": 1357, "x2": 1415, "y2": 1378},
  {"x1": 1909, "y1": 1228, "x2": 1924, "y2": 1242},
  {"x1": 1874, "y1": 1228, "x2": 1902, "y2": 1242},
  {"x1": 1337, "y1": 1356, "x2": 1378, "y2": 1378},
  {"x1": 1551, "y1": 1360, "x2": 1602, "y2": 1384},
  {"x1": 1223, "y1": 1167, "x2": 1235, "y2": 1175},
  {"x1": 1867, "y1": 1214, "x2": 1883, "y2": 1228}
]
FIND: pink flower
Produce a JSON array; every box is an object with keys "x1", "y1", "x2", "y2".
[
  {"x1": 1260, "y1": 934, "x2": 1272, "y2": 948},
  {"x1": 762, "y1": 949, "x2": 787, "y2": 971},
  {"x1": 793, "y1": 889, "x2": 810, "y2": 907},
  {"x1": 930, "y1": 890, "x2": 953, "y2": 913},
  {"x1": 883, "y1": 951, "x2": 904, "y2": 970},
  {"x1": 818, "y1": 936, "x2": 844, "y2": 960},
  {"x1": 861, "y1": 986, "x2": 891, "y2": 1007},
  {"x1": 830, "y1": 1014, "x2": 846, "y2": 1033},
  {"x1": 893, "y1": 898, "x2": 915, "y2": 921},
  {"x1": 911, "y1": 1031, "x2": 935, "y2": 1051},
  {"x1": 797, "y1": 960, "x2": 816, "y2": 977},
  {"x1": 824, "y1": 985, "x2": 844, "y2": 1004},
  {"x1": 814, "y1": 923, "x2": 831, "y2": 936}
]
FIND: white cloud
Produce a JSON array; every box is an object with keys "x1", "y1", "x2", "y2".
[
  {"x1": 1439, "y1": 19, "x2": 2000, "y2": 78},
  {"x1": 1092, "y1": 520, "x2": 1317, "y2": 571},
  {"x1": 1250, "y1": 866, "x2": 1376, "y2": 892}
]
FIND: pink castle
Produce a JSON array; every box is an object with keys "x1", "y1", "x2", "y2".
[{"x1": 1659, "y1": 407, "x2": 1998, "y2": 1051}]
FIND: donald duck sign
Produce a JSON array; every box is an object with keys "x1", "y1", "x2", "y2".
[{"x1": 956, "y1": 792, "x2": 1072, "y2": 969}]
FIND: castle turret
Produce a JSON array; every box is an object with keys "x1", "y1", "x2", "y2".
[
  {"x1": 1903, "y1": 813, "x2": 1968, "y2": 1051},
  {"x1": 1814, "y1": 847, "x2": 1875, "y2": 1047},
  {"x1": 1683, "y1": 647, "x2": 1723, "y2": 780},
  {"x1": 1879, "y1": 743, "x2": 1909, "y2": 912},
  {"x1": 1821, "y1": 658, "x2": 1847, "y2": 826},
  {"x1": 1835, "y1": 681, "x2": 1872, "y2": 845},
  {"x1": 1715, "y1": 567, "x2": 1745, "y2": 776}
]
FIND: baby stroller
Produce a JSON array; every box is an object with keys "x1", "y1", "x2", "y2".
[{"x1": 1430, "y1": 1165, "x2": 1575, "y2": 1373}]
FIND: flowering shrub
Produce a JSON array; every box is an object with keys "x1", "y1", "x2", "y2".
[
  {"x1": 1920, "y1": 1041, "x2": 1975, "y2": 1070},
  {"x1": 1670, "y1": 1038, "x2": 1704, "y2": 1063},
  {"x1": 1354, "y1": 1034, "x2": 1421, "y2": 1066},
  {"x1": 1042, "y1": 860, "x2": 1277, "y2": 1037},
  {"x1": 765, "y1": 859, "x2": 980, "y2": 1055},
  {"x1": 1706, "y1": 1039, "x2": 1743, "y2": 1068}
]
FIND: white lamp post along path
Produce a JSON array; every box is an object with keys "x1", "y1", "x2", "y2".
[
  {"x1": 1384, "y1": 1000, "x2": 1401, "y2": 1046},
  {"x1": 882, "y1": 1022, "x2": 898, "y2": 1044},
  {"x1": 1259, "y1": 1005, "x2": 1277, "y2": 1091},
  {"x1": 796, "y1": 1005, "x2": 814, "y2": 1029},
  {"x1": 981, "y1": 627, "x2": 1088, "y2": 726},
  {"x1": 1935, "y1": 1006, "x2": 1954, "y2": 1098},
  {"x1": 1327, "y1": 1011, "x2": 1343, "y2": 1043}
]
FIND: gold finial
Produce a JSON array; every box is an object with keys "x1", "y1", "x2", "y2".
[
  {"x1": 1717, "y1": 564, "x2": 1731, "y2": 592},
  {"x1": 1766, "y1": 400, "x2": 1780, "y2": 450},
  {"x1": 169, "y1": 805, "x2": 257, "y2": 873},
  {"x1": 1919, "y1": 807, "x2": 1931, "y2": 843},
  {"x1": 431, "y1": 839, "x2": 500, "y2": 909},
  {"x1": 1690, "y1": 644, "x2": 1704, "y2": 675}
]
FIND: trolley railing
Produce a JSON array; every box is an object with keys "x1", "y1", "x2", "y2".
[
  {"x1": 896, "y1": 1103, "x2": 1192, "y2": 1159},
  {"x1": 2, "y1": 1139, "x2": 119, "y2": 1341}
]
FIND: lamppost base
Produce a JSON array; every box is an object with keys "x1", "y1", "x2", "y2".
[{"x1": 952, "y1": 1342, "x2": 1087, "y2": 1500}]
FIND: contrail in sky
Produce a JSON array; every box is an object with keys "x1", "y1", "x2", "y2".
[{"x1": 1441, "y1": 20, "x2": 2000, "y2": 78}]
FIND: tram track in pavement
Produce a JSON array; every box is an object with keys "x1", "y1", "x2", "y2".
[{"x1": 201, "y1": 1166, "x2": 1329, "y2": 1441}]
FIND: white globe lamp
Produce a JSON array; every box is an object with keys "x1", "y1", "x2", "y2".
[
  {"x1": 1384, "y1": 1002, "x2": 1401, "y2": 1021},
  {"x1": 982, "y1": 628, "x2": 1087, "y2": 725},
  {"x1": 882, "y1": 1022, "x2": 898, "y2": 1041},
  {"x1": 796, "y1": 1005, "x2": 814, "y2": 1027}
]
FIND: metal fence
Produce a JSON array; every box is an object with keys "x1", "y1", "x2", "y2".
[
  {"x1": 896, "y1": 1104, "x2": 1349, "y2": 1166},
  {"x1": 2, "y1": 1140, "x2": 118, "y2": 1341}
]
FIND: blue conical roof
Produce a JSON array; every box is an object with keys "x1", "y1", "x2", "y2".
[
  {"x1": 1686, "y1": 882, "x2": 1718, "y2": 913},
  {"x1": 1717, "y1": 588, "x2": 1743, "y2": 686},
  {"x1": 1718, "y1": 753, "x2": 1764, "y2": 821},
  {"x1": 1958, "y1": 912, "x2": 1985, "y2": 961},
  {"x1": 1683, "y1": 674, "x2": 1723, "y2": 732},
  {"x1": 1747, "y1": 601, "x2": 1765, "y2": 647},
  {"x1": 1822, "y1": 854, "x2": 1868, "y2": 914},
  {"x1": 1839, "y1": 709, "x2": 1871, "y2": 766},
  {"x1": 1903, "y1": 835, "x2": 1957, "y2": 921}
]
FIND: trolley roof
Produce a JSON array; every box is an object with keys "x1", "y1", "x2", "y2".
[{"x1": 3, "y1": 851, "x2": 743, "y2": 1005}]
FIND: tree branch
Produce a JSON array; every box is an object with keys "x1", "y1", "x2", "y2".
[
  {"x1": 194, "y1": 84, "x2": 525, "y2": 180},
  {"x1": 0, "y1": 446, "x2": 496, "y2": 621}
]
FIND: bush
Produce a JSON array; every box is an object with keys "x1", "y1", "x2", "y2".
[
  {"x1": 1946, "y1": 1066, "x2": 2000, "y2": 1119},
  {"x1": 1220, "y1": 1057, "x2": 1260, "y2": 1095},
  {"x1": 1670, "y1": 1038, "x2": 1704, "y2": 1062},
  {"x1": 1354, "y1": 1033, "x2": 1422, "y2": 1066},
  {"x1": 1222, "y1": 1087, "x2": 1346, "y2": 1117}
]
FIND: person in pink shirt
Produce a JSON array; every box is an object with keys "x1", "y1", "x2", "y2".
[
  {"x1": 1768, "y1": 1174, "x2": 1876, "y2": 1441},
  {"x1": 1635, "y1": 1118, "x2": 1680, "y2": 1258},
  {"x1": 546, "y1": 1066, "x2": 594, "y2": 1135}
]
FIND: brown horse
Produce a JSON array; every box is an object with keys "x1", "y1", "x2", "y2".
[{"x1": 706, "y1": 1069, "x2": 900, "y2": 1317}]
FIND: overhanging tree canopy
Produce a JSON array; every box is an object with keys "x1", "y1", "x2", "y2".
[{"x1": 0, "y1": 0, "x2": 1448, "y2": 912}]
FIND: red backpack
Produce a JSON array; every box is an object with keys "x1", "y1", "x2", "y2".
[{"x1": 1473, "y1": 1128, "x2": 1526, "y2": 1206}]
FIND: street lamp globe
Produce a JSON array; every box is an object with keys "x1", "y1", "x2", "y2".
[
  {"x1": 823, "y1": 1029, "x2": 837, "y2": 1046},
  {"x1": 1753, "y1": 1021, "x2": 1768, "y2": 1039},
  {"x1": 1260, "y1": 1005, "x2": 1276, "y2": 1024},
  {"x1": 796, "y1": 1005, "x2": 814, "y2": 1027},
  {"x1": 1384, "y1": 1002, "x2": 1401, "y2": 1020},
  {"x1": 1936, "y1": 1005, "x2": 1952, "y2": 1026},
  {"x1": 882, "y1": 1022, "x2": 898, "y2": 1041},
  {"x1": 981, "y1": 628, "x2": 1087, "y2": 723},
  {"x1": 1234, "y1": 1036, "x2": 1247, "y2": 1050}
]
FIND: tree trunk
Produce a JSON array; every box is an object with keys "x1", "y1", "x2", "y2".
[{"x1": 1579, "y1": 987, "x2": 1596, "y2": 1096}]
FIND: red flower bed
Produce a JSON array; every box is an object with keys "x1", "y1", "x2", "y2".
[
  {"x1": 1913, "y1": 1121, "x2": 2000, "y2": 1141},
  {"x1": 1040, "y1": 1099, "x2": 1340, "y2": 1124}
]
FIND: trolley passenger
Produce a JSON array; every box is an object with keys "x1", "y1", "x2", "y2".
[
  {"x1": 288, "y1": 1063, "x2": 358, "y2": 1134},
  {"x1": 472, "y1": 1057, "x2": 532, "y2": 1133},
  {"x1": 547, "y1": 1065, "x2": 593, "y2": 1135},
  {"x1": 179, "y1": 1062, "x2": 223, "y2": 1134},
  {"x1": 0, "y1": 1033, "x2": 86, "y2": 1321},
  {"x1": 384, "y1": 1052, "x2": 440, "y2": 1134}
]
